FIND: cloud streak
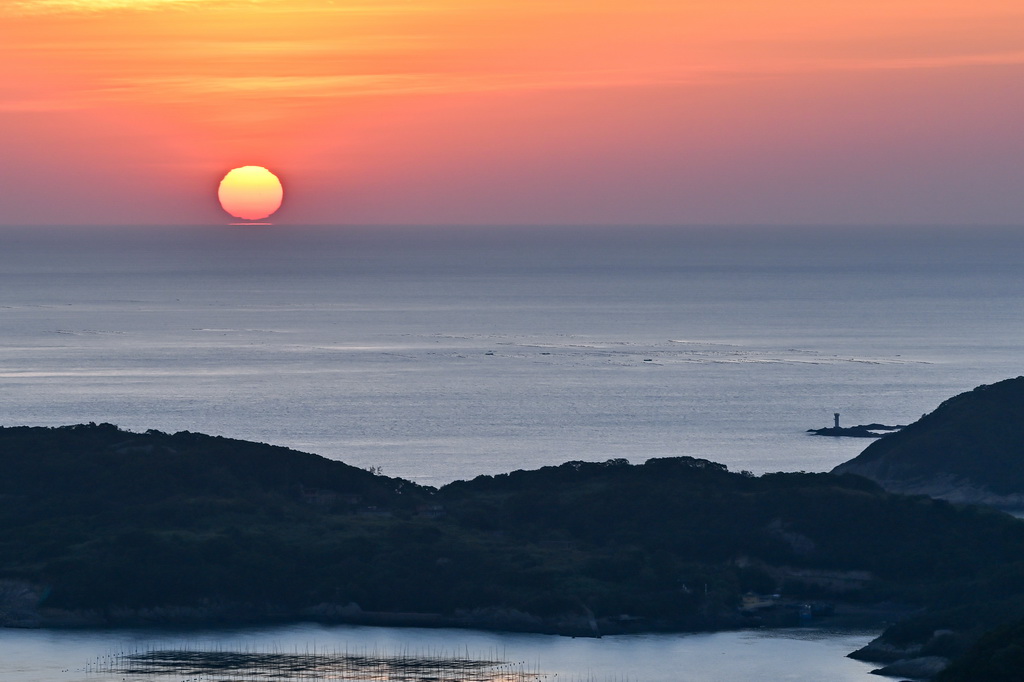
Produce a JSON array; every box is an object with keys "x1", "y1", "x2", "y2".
[
  {"x1": 5, "y1": 44, "x2": 1022, "y2": 115},
  {"x1": 3, "y1": 0, "x2": 426, "y2": 16},
  {"x1": 3, "y1": 0, "x2": 1023, "y2": 224},
  {"x1": 5, "y1": 0, "x2": 214, "y2": 13}
]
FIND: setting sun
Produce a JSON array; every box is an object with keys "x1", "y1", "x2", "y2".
[
  {"x1": 217, "y1": 166, "x2": 283, "y2": 221},
  {"x1": 2, "y1": 0, "x2": 1023, "y2": 224}
]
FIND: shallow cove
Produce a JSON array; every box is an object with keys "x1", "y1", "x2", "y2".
[{"x1": 0, "y1": 622, "x2": 882, "y2": 682}]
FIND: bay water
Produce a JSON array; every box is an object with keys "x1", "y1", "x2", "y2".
[{"x1": 0, "y1": 622, "x2": 881, "y2": 682}]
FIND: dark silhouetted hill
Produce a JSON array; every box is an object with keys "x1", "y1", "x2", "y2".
[
  {"x1": 937, "y1": 617, "x2": 1024, "y2": 682},
  {"x1": 6, "y1": 423, "x2": 1024, "y2": 649},
  {"x1": 832, "y1": 377, "x2": 1024, "y2": 508}
]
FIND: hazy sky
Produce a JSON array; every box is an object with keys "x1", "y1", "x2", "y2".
[{"x1": 2, "y1": 0, "x2": 1023, "y2": 225}]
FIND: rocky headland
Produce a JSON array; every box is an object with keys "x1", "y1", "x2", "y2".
[{"x1": 832, "y1": 376, "x2": 1024, "y2": 510}]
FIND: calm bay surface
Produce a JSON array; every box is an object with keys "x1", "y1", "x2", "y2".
[{"x1": 0, "y1": 623, "x2": 881, "y2": 682}]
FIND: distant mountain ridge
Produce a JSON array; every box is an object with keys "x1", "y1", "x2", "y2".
[{"x1": 832, "y1": 376, "x2": 1024, "y2": 508}]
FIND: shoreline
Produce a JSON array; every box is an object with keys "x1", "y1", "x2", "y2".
[{"x1": 3, "y1": 600, "x2": 906, "y2": 640}]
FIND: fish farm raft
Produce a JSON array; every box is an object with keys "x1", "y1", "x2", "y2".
[{"x1": 83, "y1": 644, "x2": 558, "y2": 682}]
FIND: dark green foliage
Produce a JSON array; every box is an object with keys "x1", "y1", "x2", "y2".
[
  {"x1": 439, "y1": 460, "x2": 1024, "y2": 589},
  {"x1": 6, "y1": 423, "x2": 1024, "y2": 638},
  {"x1": 0, "y1": 424, "x2": 431, "y2": 611},
  {"x1": 938, "y1": 618, "x2": 1024, "y2": 682},
  {"x1": 0, "y1": 423, "x2": 419, "y2": 508}
]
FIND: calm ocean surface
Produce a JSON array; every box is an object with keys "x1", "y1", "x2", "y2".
[
  {"x1": 2, "y1": 224, "x2": 1022, "y2": 678},
  {"x1": 2, "y1": 224, "x2": 1022, "y2": 485}
]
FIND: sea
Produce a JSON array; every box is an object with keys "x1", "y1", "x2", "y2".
[{"x1": 2, "y1": 223, "x2": 1023, "y2": 680}]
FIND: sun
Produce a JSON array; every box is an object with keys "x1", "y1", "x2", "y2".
[{"x1": 218, "y1": 166, "x2": 284, "y2": 221}]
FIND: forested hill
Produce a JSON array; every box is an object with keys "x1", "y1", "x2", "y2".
[
  {"x1": 0, "y1": 422, "x2": 422, "y2": 508},
  {"x1": 833, "y1": 376, "x2": 1024, "y2": 507},
  {"x1": 4, "y1": 422, "x2": 1024, "y2": 651}
]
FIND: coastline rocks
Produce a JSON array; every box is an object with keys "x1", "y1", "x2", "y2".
[
  {"x1": 12, "y1": 600, "x2": 606, "y2": 638},
  {"x1": 808, "y1": 424, "x2": 904, "y2": 438},
  {"x1": 454, "y1": 607, "x2": 545, "y2": 631},
  {"x1": 851, "y1": 628, "x2": 968, "y2": 680},
  {"x1": 870, "y1": 656, "x2": 950, "y2": 679},
  {"x1": 849, "y1": 637, "x2": 924, "y2": 664}
]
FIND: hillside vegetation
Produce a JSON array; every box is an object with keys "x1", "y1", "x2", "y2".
[
  {"x1": 4, "y1": 422, "x2": 1024, "y2": 647},
  {"x1": 833, "y1": 376, "x2": 1024, "y2": 507}
]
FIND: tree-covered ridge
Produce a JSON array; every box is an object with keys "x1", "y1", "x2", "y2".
[
  {"x1": 4, "y1": 422, "x2": 1024, "y2": 648},
  {"x1": 0, "y1": 422, "x2": 421, "y2": 505},
  {"x1": 937, "y1": 617, "x2": 1024, "y2": 682},
  {"x1": 833, "y1": 376, "x2": 1024, "y2": 498},
  {"x1": 440, "y1": 458, "x2": 1024, "y2": 590}
]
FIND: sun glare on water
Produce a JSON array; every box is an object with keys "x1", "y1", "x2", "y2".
[{"x1": 218, "y1": 166, "x2": 284, "y2": 222}]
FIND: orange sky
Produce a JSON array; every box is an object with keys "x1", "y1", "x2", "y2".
[{"x1": 2, "y1": 0, "x2": 1023, "y2": 225}]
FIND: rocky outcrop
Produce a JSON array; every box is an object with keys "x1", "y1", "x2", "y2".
[
  {"x1": 871, "y1": 656, "x2": 950, "y2": 679},
  {"x1": 850, "y1": 633, "x2": 926, "y2": 664},
  {"x1": 808, "y1": 424, "x2": 904, "y2": 438},
  {"x1": 850, "y1": 628, "x2": 964, "y2": 680}
]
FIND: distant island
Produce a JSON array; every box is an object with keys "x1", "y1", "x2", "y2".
[
  {"x1": 807, "y1": 411, "x2": 905, "y2": 438},
  {"x1": 6, "y1": 378, "x2": 1024, "y2": 679},
  {"x1": 807, "y1": 423, "x2": 904, "y2": 438}
]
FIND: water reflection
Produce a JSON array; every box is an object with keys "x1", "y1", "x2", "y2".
[
  {"x1": 94, "y1": 646, "x2": 543, "y2": 682},
  {"x1": 0, "y1": 622, "x2": 881, "y2": 682}
]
